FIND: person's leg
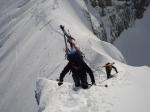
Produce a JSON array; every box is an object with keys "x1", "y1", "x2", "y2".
[
  {"x1": 72, "y1": 73, "x2": 80, "y2": 87},
  {"x1": 106, "y1": 70, "x2": 111, "y2": 79},
  {"x1": 80, "y1": 73, "x2": 88, "y2": 89}
]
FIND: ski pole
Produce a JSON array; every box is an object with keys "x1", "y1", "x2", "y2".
[
  {"x1": 88, "y1": 83, "x2": 108, "y2": 88},
  {"x1": 95, "y1": 84, "x2": 108, "y2": 87}
]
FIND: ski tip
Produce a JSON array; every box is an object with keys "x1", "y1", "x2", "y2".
[{"x1": 60, "y1": 25, "x2": 64, "y2": 29}]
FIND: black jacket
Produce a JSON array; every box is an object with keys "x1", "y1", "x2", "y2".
[{"x1": 59, "y1": 60, "x2": 95, "y2": 83}]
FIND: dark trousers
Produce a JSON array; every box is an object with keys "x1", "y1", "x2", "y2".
[
  {"x1": 72, "y1": 72, "x2": 88, "y2": 89},
  {"x1": 106, "y1": 70, "x2": 111, "y2": 79}
]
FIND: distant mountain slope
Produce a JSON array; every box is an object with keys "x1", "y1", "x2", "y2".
[{"x1": 114, "y1": 7, "x2": 150, "y2": 66}]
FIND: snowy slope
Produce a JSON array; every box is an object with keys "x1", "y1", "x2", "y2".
[
  {"x1": 0, "y1": 0, "x2": 125, "y2": 112},
  {"x1": 112, "y1": 65, "x2": 150, "y2": 112},
  {"x1": 36, "y1": 65, "x2": 150, "y2": 112},
  {"x1": 0, "y1": 0, "x2": 150, "y2": 112}
]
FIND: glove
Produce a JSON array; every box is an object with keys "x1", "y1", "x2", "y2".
[{"x1": 58, "y1": 81, "x2": 63, "y2": 86}]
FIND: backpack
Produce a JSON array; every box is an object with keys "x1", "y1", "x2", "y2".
[{"x1": 67, "y1": 47, "x2": 81, "y2": 62}]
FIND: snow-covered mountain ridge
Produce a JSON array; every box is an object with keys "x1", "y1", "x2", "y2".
[
  {"x1": 0, "y1": 0, "x2": 150, "y2": 112},
  {"x1": 36, "y1": 64, "x2": 150, "y2": 112}
]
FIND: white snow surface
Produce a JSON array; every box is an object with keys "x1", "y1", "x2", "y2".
[
  {"x1": 0, "y1": 0, "x2": 150, "y2": 112},
  {"x1": 36, "y1": 65, "x2": 150, "y2": 112}
]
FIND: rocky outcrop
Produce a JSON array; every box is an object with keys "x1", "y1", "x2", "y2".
[{"x1": 85, "y1": 0, "x2": 150, "y2": 43}]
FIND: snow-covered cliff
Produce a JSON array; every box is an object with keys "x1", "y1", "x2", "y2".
[{"x1": 0, "y1": 0, "x2": 149, "y2": 112}]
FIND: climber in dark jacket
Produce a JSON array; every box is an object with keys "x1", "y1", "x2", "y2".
[
  {"x1": 58, "y1": 58, "x2": 95, "y2": 89},
  {"x1": 57, "y1": 40, "x2": 95, "y2": 89}
]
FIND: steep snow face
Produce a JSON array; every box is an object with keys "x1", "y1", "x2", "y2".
[
  {"x1": 36, "y1": 65, "x2": 150, "y2": 112},
  {"x1": 112, "y1": 66, "x2": 150, "y2": 112},
  {"x1": 114, "y1": 7, "x2": 150, "y2": 66},
  {"x1": 0, "y1": 0, "x2": 125, "y2": 112}
]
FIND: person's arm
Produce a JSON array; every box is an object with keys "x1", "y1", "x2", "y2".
[
  {"x1": 112, "y1": 66, "x2": 118, "y2": 73},
  {"x1": 59, "y1": 62, "x2": 71, "y2": 82}
]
